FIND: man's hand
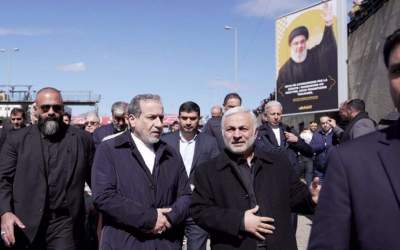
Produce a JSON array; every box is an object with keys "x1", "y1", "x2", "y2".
[
  {"x1": 327, "y1": 118, "x2": 337, "y2": 128},
  {"x1": 151, "y1": 208, "x2": 172, "y2": 235},
  {"x1": 1, "y1": 212, "x2": 25, "y2": 247},
  {"x1": 244, "y1": 206, "x2": 275, "y2": 240},
  {"x1": 284, "y1": 132, "x2": 299, "y2": 143},
  {"x1": 322, "y1": 1, "x2": 333, "y2": 26},
  {"x1": 310, "y1": 177, "x2": 322, "y2": 204}
]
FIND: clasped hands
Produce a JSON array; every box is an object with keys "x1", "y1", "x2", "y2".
[{"x1": 151, "y1": 208, "x2": 172, "y2": 235}]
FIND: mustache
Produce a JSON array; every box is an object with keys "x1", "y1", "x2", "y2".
[{"x1": 231, "y1": 140, "x2": 245, "y2": 144}]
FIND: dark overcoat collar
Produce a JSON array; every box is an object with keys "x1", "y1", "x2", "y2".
[
  {"x1": 377, "y1": 119, "x2": 400, "y2": 208},
  {"x1": 215, "y1": 147, "x2": 274, "y2": 171}
]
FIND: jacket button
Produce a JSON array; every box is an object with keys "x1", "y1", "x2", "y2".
[{"x1": 244, "y1": 194, "x2": 249, "y2": 199}]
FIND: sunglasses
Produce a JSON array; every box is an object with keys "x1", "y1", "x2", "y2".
[
  {"x1": 85, "y1": 121, "x2": 99, "y2": 126},
  {"x1": 40, "y1": 104, "x2": 63, "y2": 113}
]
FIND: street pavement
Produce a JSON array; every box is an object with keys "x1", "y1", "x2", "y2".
[{"x1": 296, "y1": 215, "x2": 312, "y2": 250}]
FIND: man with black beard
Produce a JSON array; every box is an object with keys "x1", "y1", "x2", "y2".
[{"x1": 0, "y1": 87, "x2": 94, "y2": 250}]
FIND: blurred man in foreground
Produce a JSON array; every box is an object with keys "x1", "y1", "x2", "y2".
[{"x1": 309, "y1": 28, "x2": 400, "y2": 250}]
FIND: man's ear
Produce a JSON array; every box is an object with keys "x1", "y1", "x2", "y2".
[
  {"x1": 33, "y1": 103, "x2": 38, "y2": 112},
  {"x1": 32, "y1": 103, "x2": 40, "y2": 117},
  {"x1": 127, "y1": 114, "x2": 136, "y2": 129}
]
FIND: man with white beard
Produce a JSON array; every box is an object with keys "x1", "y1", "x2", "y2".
[
  {"x1": 190, "y1": 106, "x2": 321, "y2": 250},
  {"x1": 276, "y1": 2, "x2": 338, "y2": 113},
  {"x1": 0, "y1": 87, "x2": 94, "y2": 249}
]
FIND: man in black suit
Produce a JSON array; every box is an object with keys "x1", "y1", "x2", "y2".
[
  {"x1": 0, "y1": 108, "x2": 27, "y2": 151},
  {"x1": 162, "y1": 101, "x2": 219, "y2": 250},
  {"x1": 256, "y1": 100, "x2": 313, "y2": 233},
  {"x1": 191, "y1": 106, "x2": 320, "y2": 250},
  {"x1": 92, "y1": 101, "x2": 128, "y2": 147},
  {"x1": 308, "y1": 28, "x2": 400, "y2": 249},
  {"x1": 203, "y1": 93, "x2": 242, "y2": 151},
  {"x1": 0, "y1": 87, "x2": 94, "y2": 249}
]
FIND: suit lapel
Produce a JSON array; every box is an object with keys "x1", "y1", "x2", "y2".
[
  {"x1": 378, "y1": 127, "x2": 400, "y2": 208},
  {"x1": 254, "y1": 158, "x2": 274, "y2": 216},
  {"x1": 30, "y1": 126, "x2": 46, "y2": 176},
  {"x1": 64, "y1": 128, "x2": 78, "y2": 187},
  {"x1": 173, "y1": 132, "x2": 180, "y2": 153},
  {"x1": 190, "y1": 134, "x2": 201, "y2": 174},
  {"x1": 266, "y1": 126, "x2": 279, "y2": 147}
]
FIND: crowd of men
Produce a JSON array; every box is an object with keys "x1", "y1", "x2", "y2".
[{"x1": 0, "y1": 29, "x2": 399, "y2": 250}]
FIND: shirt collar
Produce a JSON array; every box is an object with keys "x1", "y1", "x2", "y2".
[
  {"x1": 321, "y1": 128, "x2": 333, "y2": 135},
  {"x1": 179, "y1": 131, "x2": 198, "y2": 143}
]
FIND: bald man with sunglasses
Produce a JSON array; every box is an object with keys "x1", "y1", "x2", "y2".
[{"x1": 0, "y1": 87, "x2": 94, "y2": 250}]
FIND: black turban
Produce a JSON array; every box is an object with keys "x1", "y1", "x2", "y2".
[{"x1": 288, "y1": 26, "x2": 309, "y2": 45}]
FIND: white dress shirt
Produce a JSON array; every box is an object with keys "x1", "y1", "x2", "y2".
[
  {"x1": 272, "y1": 127, "x2": 281, "y2": 146},
  {"x1": 179, "y1": 132, "x2": 197, "y2": 177},
  {"x1": 131, "y1": 133, "x2": 156, "y2": 174}
]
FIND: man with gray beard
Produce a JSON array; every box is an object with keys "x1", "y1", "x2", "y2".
[
  {"x1": 0, "y1": 87, "x2": 94, "y2": 250},
  {"x1": 92, "y1": 94, "x2": 191, "y2": 250},
  {"x1": 191, "y1": 107, "x2": 321, "y2": 250}
]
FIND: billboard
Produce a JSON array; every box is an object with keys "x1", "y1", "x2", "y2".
[{"x1": 276, "y1": 0, "x2": 347, "y2": 115}]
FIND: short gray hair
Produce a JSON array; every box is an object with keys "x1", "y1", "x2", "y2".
[
  {"x1": 85, "y1": 111, "x2": 100, "y2": 122},
  {"x1": 264, "y1": 100, "x2": 282, "y2": 112},
  {"x1": 128, "y1": 94, "x2": 161, "y2": 117},
  {"x1": 111, "y1": 101, "x2": 128, "y2": 116},
  {"x1": 221, "y1": 106, "x2": 257, "y2": 131}
]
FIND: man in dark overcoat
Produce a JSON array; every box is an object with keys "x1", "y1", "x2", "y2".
[
  {"x1": 191, "y1": 106, "x2": 320, "y2": 250},
  {"x1": 92, "y1": 94, "x2": 191, "y2": 250},
  {"x1": 308, "y1": 28, "x2": 400, "y2": 250}
]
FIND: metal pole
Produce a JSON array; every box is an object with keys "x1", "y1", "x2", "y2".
[
  {"x1": 8, "y1": 51, "x2": 12, "y2": 85},
  {"x1": 234, "y1": 28, "x2": 238, "y2": 87}
]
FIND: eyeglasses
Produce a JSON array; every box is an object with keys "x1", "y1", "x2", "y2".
[
  {"x1": 39, "y1": 104, "x2": 63, "y2": 113},
  {"x1": 85, "y1": 121, "x2": 99, "y2": 126}
]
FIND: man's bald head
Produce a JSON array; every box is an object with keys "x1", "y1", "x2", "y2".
[
  {"x1": 34, "y1": 87, "x2": 64, "y2": 136},
  {"x1": 35, "y1": 87, "x2": 63, "y2": 104}
]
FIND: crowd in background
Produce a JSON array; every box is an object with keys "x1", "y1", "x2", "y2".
[{"x1": 0, "y1": 28, "x2": 399, "y2": 250}]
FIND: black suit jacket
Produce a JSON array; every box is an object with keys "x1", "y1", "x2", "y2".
[
  {"x1": 190, "y1": 148, "x2": 315, "y2": 250},
  {"x1": 162, "y1": 131, "x2": 220, "y2": 184},
  {"x1": 202, "y1": 117, "x2": 225, "y2": 151},
  {"x1": 0, "y1": 125, "x2": 94, "y2": 244},
  {"x1": 309, "y1": 119, "x2": 400, "y2": 249},
  {"x1": 92, "y1": 123, "x2": 114, "y2": 147}
]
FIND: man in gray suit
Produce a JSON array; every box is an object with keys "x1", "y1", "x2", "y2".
[{"x1": 162, "y1": 101, "x2": 219, "y2": 250}]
